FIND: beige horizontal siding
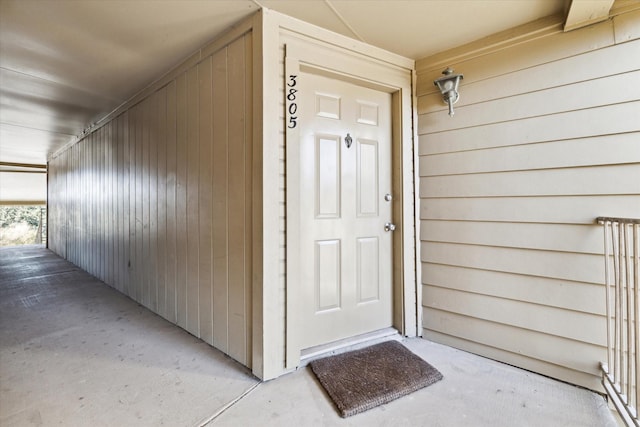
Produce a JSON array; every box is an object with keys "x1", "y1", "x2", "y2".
[
  {"x1": 419, "y1": 102, "x2": 640, "y2": 153},
  {"x1": 420, "y1": 133, "x2": 640, "y2": 176},
  {"x1": 424, "y1": 286, "x2": 605, "y2": 346},
  {"x1": 416, "y1": 11, "x2": 640, "y2": 391},
  {"x1": 421, "y1": 195, "x2": 640, "y2": 224},
  {"x1": 421, "y1": 164, "x2": 640, "y2": 198},
  {"x1": 421, "y1": 242, "x2": 604, "y2": 284},
  {"x1": 421, "y1": 264, "x2": 606, "y2": 315},
  {"x1": 421, "y1": 221, "x2": 604, "y2": 254},
  {"x1": 48, "y1": 32, "x2": 253, "y2": 368}
]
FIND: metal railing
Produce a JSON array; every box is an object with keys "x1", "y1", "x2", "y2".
[{"x1": 598, "y1": 217, "x2": 640, "y2": 427}]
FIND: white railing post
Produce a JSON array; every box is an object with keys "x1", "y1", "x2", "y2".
[{"x1": 598, "y1": 217, "x2": 640, "y2": 427}]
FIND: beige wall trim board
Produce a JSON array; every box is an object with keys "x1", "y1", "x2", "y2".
[
  {"x1": 564, "y1": 0, "x2": 615, "y2": 32},
  {"x1": 417, "y1": 0, "x2": 640, "y2": 77},
  {"x1": 416, "y1": 14, "x2": 565, "y2": 75}
]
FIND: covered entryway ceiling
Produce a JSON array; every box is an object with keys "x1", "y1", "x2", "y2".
[{"x1": 3, "y1": 0, "x2": 598, "y2": 175}]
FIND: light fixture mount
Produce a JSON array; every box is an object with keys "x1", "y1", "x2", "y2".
[{"x1": 433, "y1": 67, "x2": 464, "y2": 117}]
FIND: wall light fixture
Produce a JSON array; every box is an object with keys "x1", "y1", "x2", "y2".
[{"x1": 433, "y1": 67, "x2": 464, "y2": 117}]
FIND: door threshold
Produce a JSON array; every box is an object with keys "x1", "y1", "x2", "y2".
[{"x1": 299, "y1": 327, "x2": 400, "y2": 367}]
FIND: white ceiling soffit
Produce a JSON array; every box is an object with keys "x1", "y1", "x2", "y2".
[
  {"x1": 0, "y1": 172, "x2": 47, "y2": 204},
  {"x1": 264, "y1": 0, "x2": 563, "y2": 59},
  {"x1": 0, "y1": 0, "x2": 565, "y2": 168}
]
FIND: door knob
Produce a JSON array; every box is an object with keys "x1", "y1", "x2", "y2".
[{"x1": 384, "y1": 222, "x2": 396, "y2": 232}]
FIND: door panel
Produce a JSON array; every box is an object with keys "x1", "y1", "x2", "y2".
[
  {"x1": 315, "y1": 135, "x2": 341, "y2": 218},
  {"x1": 297, "y1": 72, "x2": 393, "y2": 350}
]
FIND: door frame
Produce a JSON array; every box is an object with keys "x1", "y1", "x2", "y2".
[{"x1": 284, "y1": 40, "x2": 418, "y2": 369}]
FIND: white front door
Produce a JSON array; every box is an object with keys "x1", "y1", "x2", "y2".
[{"x1": 296, "y1": 71, "x2": 394, "y2": 350}]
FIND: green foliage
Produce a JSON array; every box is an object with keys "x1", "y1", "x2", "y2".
[
  {"x1": 0, "y1": 206, "x2": 45, "y2": 246},
  {"x1": 0, "y1": 206, "x2": 43, "y2": 228}
]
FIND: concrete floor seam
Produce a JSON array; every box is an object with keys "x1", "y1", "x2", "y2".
[{"x1": 199, "y1": 381, "x2": 263, "y2": 426}]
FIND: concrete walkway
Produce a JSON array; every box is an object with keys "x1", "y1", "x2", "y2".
[{"x1": 0, "y1": 246, "x2": 618, "y2": 426}]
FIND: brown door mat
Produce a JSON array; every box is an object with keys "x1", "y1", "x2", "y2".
[{"x1": 309, "y1": 340, "x2": 443, "y2": 417}]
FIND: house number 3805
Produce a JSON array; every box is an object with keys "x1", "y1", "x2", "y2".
[{"x1": 287, "y1": 75, "x2": 298, "y2": 129}]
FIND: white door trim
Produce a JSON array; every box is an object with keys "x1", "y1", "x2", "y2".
[{"x1": 285, "y1": 40, "x2": 417, "y2": 369}]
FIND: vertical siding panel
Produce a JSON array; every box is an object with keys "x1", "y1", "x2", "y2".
[
  {"x1": 198, "y1": 57, "x2": 214, "y2": 344},
  {"x1": 90, "y1": 134, "x2": 94, "y2": 272},
  {"x1": 227, "y1": 37, "x2": 247, "y2": 363},
  {"x1": 71, "y1": 146, "x2": 76, "y2": 263},
  {"x1": 175, "y1": 73, "x2": 188, "y2": 329},
  {"x1": 58, "y1": 150, "x2": 63, "y2": 257},
  {"x1": 95, "y1": 130, "x2": 100, "y2": 277},
  {"x1": 107, "y1": 123, "x2": 114, "y2": 286},
  {"x1": 59, "y1": 150, "x2": 64, "y2": 257},
  {"x1": 74, "y1": 145, "x2": 78, "y2": 260},
  {"x1": 142, "y1": 98, "x2": 151, "y2": 306},
  {"x1": 243, "y1": 33, "x2": 253, "y2": 363},
  {"x1": 120, "y1": 114, "x2": 126, "y2": 292},
  {"x1": 88, "y1": 135, "x2": 93, "y2": 271},
  {"x1": 102, "y1": 125, "x2": 108, "y2": 282},
  {"x1": 212, "y1": 47, "x2": 229, "y2": 352},
  {"x1": 99, "y1": 127, "x2": 106, "y2": 281},
  {"x1": 76, "y1": 144, "x2": 79, "y2": 261},
  {"x1": 75, "y1": 144, "x2": 80, "y2": 261},
  {"x1": 87, "y1": 133, "x2": 92, "y2": 273},
  {"x1": 90, "y1": 132, "x2": 96, "y2": 276},
  {"x1": 81, "y1": 137, "x2": 89, "y2": 273},
  {"x1": 166, "y1": 81, "x2": 178, "y2": 323},
  {"x1": 79, "y1": 141, "x2": 84, "y2": 267},
  {"x1": 116, "y1": 116, "x2": 123, "y2": 292},
  {"x1": 186, "y1": 65, "x2": 200, "y2": 336},
  {"x1": 91, "y1": 134, "x2": 95, "y2": 273},
  {"x1": 124, "y1": 110, "x2": 132, "y2": 296},
  {"x1": 48, "y1": 158, "x2": 55, "y2": 253},
  {"x1": 55, "y1": 156, "x2": 60, "y2": 253},
  {"x1": 56, "y1": 152, "x2": 62, "y2": 257},
  {"x1": 72, "y1": 145, "x2": 77, "y2": 261},
  {"x1": 105, "y1": 125, "x2": 110, "y2": 281},
  {"x1": 79, "y1": 144, "x2": 83, "y2": 263},
  {"x1": 107, "y1": 124, "x2": 112, "y2": 282},
  {"x1": 111, "y1": 121, "x2": 117, "y2": 289},
  {"x1": 85, "y1": 134, "x2": 90, "y2": 272},
  {"x1": 102, "y1": 125, "x2": 108, "y2": 281},
  {"x1": 54, "y1": 156, "x2": 59, "y2": 253},
  {"x1": 149, "y1": 94, "x2": 158, "y2": 312},
  {"x1": 78, "y1": 136, "x2": 83, "y2": 269},
  {"x1": 54, "y1": 157, "x2": 59, "y2": 253},
  {"x1": 57, "y1": 153, "x2": 63, "y2": 255},
  {"x1": 135, "y1": 103, "x2": 144, "y2": 301},
  {"x1": 85, "y1": 135, "x2": 91, "y2": 271},
  {"x1": 157, "y1": 87, "x2": 168, "y2": 318},
  {"x1": 74, "y1": 145, "x2": 78, "y2": 261},
  {"x1": 106, "y1": 125, "x2": 113, "y2": 284},
  {"x1": 93, "y1": 131, "x2": 98, "y2": 276},
  {"x1": 95, "y1": 130, "x2": 100, "y2": 276}
]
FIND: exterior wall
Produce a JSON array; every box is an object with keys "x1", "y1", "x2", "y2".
[
  {"x1": 416, "y1": 9, "x2": 640, "y2": 391},
  {"x1": 48, "y1": 28, "x2": 254, "y2": 368}
]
